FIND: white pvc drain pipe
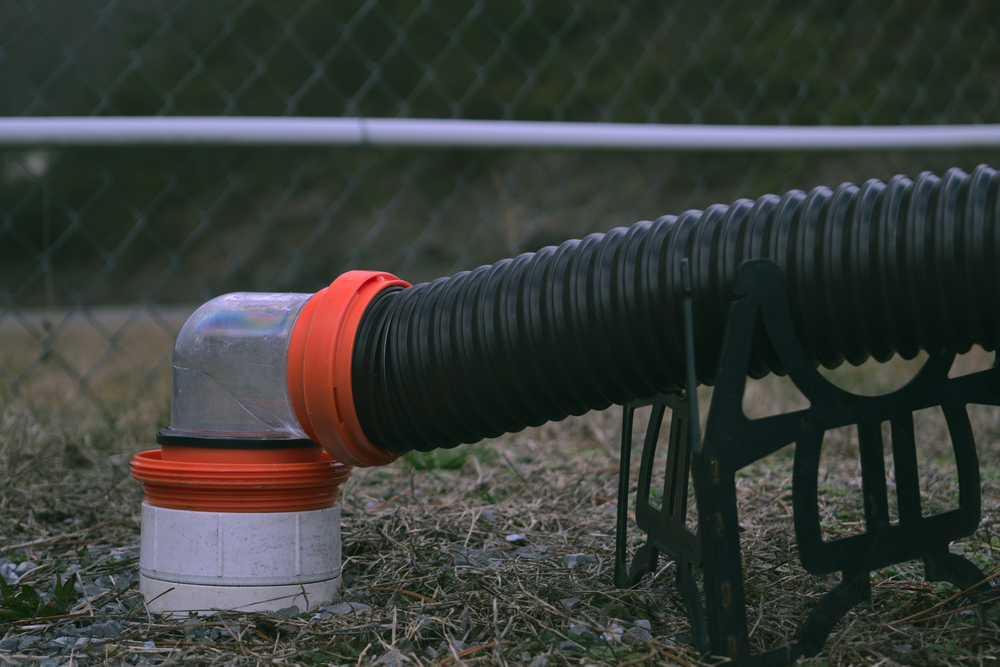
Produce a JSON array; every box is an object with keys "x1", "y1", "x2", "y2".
[{"x1": 138, "y1": 503, "x2": 341, "y2": 616}]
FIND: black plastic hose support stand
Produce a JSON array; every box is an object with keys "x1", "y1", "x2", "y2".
[
  {"x1": 616, "y1": 257, "x2": 1000, "y2": 665},
  {"x1": 353, "y1": 164, "x2": 1000, "y2": 455}
]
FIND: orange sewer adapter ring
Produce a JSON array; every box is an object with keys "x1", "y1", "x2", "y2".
[
  {"x1": 130, "y1": 448, "x2": 352, "y2": 512},
  {"x1": 158, "y1": 443, "x2": 324, "y2": 464},
  {"x1": 287, "y1": 271, "x2": 411, "y2": 467}
]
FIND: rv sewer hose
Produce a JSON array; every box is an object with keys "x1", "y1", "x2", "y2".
[{"x1": 351, "y1": 165, "x2": 1000, "y2": 455}]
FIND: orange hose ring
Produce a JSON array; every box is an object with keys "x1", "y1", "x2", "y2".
[
  {"x1": 159, "y1": 443, "x2": 323, "y2": 464},
  {"x1": 287, "y1": 271, "x2": 411, "y2": 467},
  {"x1": 130, "y1": 449, "x2": 352, "y2": 512}
]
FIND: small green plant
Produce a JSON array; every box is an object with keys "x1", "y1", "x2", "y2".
[
  {"x1": 479, "y1": 490, "x2": 503, "y2": 503},
  {"x1": 931, "y1": 581, "x2": 960, "y2": 596},
  {"x1": 930, "y1": 640, "x2": 973, "y2": 657},
  {"x1": 0, "y1": 573, "x2": 78, "y2": 619},
  {"x1": 303, "y1": 649, "x2": 349, "y2": 665},
  {"x1": 404, "y1": 444, "x2": 497, "y2": 470},
  {"x1": 404, "y1": 448, "x2": 471, "y2": 470}
]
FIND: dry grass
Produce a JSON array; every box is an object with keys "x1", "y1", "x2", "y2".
[
  {"x1": 2, "y1": 347, "x2": 1000, "y2": 666},
  {"x1": 0, "y1": 306, "x2": 187, "y2": 417}
]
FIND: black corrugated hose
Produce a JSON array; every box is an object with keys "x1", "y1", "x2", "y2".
[{"x1": 352, "y1": 165, "x2": 1000, "y2": 454}]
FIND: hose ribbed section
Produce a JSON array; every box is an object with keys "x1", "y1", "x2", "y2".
[{"x1": 352, "y1": 165, "x2": 1000, "y2": 453}]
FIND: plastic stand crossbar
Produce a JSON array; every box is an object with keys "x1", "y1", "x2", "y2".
[{"x1": 615, "y1": 258, "x2": 1000, "y2": 666}]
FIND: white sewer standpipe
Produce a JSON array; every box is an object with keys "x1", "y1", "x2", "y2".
[{"x1": 131, "y1": 293, "x2": 352, "y2": 616}]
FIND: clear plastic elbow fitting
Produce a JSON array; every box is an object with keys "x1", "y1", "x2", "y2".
[
  {"x1": 166, "y1": 291, "x2": 312, "y2": 441},
  {"x1": 162, "y1": 271, "x2": 410, "y2": 467}
]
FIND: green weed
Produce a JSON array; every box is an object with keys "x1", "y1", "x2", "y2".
[
  {"x1": 404, "y1": 444, "x2": 497, "y2": 470},
  {"x1": 0, "y1": 572, "x2": 78, "y2": 620},
  {"x1": 404, "y1": 448, "x2": 471, "y2": 470}
]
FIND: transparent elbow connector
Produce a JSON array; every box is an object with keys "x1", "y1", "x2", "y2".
[
  {"x1": 156, "y1": 271, "x2": 409, "y2": 465},
  {"x1": 165, "y1": 292, "x2": 311, "y2": 440}
]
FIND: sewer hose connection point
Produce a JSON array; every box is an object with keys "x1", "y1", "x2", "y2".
[{"x1": 131, "y1": 164, "x2": 1000, "y2": 615}]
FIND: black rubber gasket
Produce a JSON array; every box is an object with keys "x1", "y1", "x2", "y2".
[{"x1": 156, "y1": 428, "x2": 319, "y2": 449}]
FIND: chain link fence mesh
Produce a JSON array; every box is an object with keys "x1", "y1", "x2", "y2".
[{"x1": 2, "y1": 0, "x2": 999, "y2": 417}]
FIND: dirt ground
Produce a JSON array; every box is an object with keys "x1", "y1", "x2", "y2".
[{"x1": 2, "y1": 350, "x2": 1000, "y2": 666}]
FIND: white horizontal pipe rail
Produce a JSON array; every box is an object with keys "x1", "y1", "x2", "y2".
[{"x1": 2, "y1": 117, "x2": 1000, "y2": 151}]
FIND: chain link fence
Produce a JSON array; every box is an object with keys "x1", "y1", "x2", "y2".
[{"x1": 2, "y1": 0, "x2": 999, "y2": 417}]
